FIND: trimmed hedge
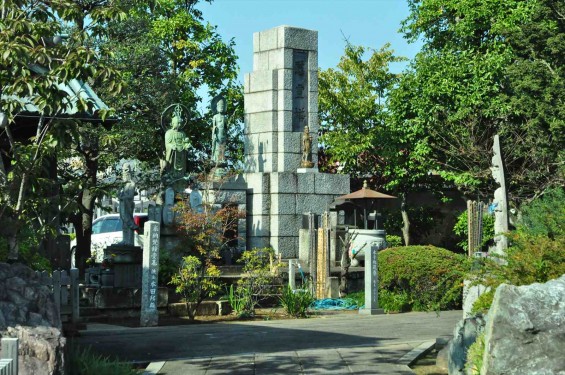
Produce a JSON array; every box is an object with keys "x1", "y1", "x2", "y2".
[{"x1": 378, "y1": 245, "x2": 469, "y2": 312}]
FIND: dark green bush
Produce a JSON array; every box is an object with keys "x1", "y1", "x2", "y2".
[
  {"x1": 519, "y1": 187, "x2": 564, "y2": 238},
  {"x1": 378, "y1": 245, "x2": 469, "y2": 311}
]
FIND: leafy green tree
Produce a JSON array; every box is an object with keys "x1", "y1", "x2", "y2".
[
  {"x1": 396, "y1": 0, "x2": 564, "y2": 204},
  {"x1": 0, "y1": 0, "x2": 124, "y2": 261},
  {"x1": 169, "y1": 255, "x2": 221, "y2": 320},
  {"x1": 100, "y1": 0, "x2": 243, "y2": 170},
  {"x1": 319, "y1": 43, "x2": 437, "y2": 245},
  {"x1": 65, "y1": 0, "x2": 244, "y2": 269}
]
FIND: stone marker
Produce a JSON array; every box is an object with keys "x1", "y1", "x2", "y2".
[
  {"x1": 141, "y1": 221, "x2": 160, "y2": 327},
  {"x1": 288, "y1": 259, "x2": 296, "y2": 290},
  {"x1": 359, "y1": 244, "x2": 383, "y2": 315},
  {"x1": 242, "y1": 25, "x2": 350, "y2": 258},
  {"x1": 1, "y1": 337, "x2": 18, "y2": 375}
]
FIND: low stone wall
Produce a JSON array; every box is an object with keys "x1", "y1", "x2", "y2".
[
  {"x1": 0, "y1": 263, "x2": 65, "y2": 375},
  {"x1": 168, "y1": 301, "x2": 232, "y2": 317}
]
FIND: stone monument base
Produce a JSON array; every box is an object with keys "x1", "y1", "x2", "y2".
[
  {"x1": 359, "y1": 308, "x2": 385, "y2": 315},
  {"x1": 244, "y1": 171, "x2": 349, "y2": 258}
]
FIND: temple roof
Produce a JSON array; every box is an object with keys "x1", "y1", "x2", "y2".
[{"x1": 2, "y1": 64, "x2": 114, "y2": 123}]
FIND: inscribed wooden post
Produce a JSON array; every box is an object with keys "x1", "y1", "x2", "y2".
[{"x1": 141, "y1": 221, "x2": 160, "y2": 327}]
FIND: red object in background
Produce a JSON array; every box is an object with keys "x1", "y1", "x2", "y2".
[{"x1": 133, "y1": 213, "x2": 149, "y2": 234}]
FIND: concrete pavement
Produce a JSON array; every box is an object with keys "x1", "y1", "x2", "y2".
[{"x1": 74, "y1": 310, "x2": 460, "y2": 374}]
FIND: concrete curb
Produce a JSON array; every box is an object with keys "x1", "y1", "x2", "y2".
[
  {"x1": 398, "y1": 340, "x2": 436, "y2": 366},
  {"x1": 143, "y1": 361, "x2": 165, "y2": 375}
]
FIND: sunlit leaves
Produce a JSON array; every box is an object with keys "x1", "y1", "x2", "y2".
[{"x1": 396, "y1": 0, "x2": 564, "y2": 202}]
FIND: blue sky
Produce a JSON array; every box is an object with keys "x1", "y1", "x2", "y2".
[{"x1": 200, "y1": 0, "x2": 422, "y2": 80}]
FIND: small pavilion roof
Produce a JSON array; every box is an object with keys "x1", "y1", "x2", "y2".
[{"x1": 336, "y1": 180, "x2": 397, "y2": 201}]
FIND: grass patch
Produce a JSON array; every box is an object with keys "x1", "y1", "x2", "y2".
[{"x1": 67, "y1": 346, "x2": 139, "y2": 375}]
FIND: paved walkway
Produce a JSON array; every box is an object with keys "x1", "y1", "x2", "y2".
[{"x1": 75, "y1": 310, "x2": 461, "y2": 374}]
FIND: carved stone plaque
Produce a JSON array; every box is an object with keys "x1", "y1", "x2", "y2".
[{"x1": 292, "y1": 50, "x2": 309, "y2": 132}]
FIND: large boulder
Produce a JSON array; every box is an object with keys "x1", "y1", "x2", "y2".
[
  {"x1": 446, "y1": 314, "x2": 486, "y2": 374},
  {"x1": 0, "y1": 263, "x2": 65, "y2": 375},
  {"x1": 481, "y1": 275, "x2": 565, "y2": 374}
]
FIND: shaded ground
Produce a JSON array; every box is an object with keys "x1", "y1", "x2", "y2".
[
  {"x1": 410, "y1": 349, "x2": 447, "y2": 375},
  {"x1": 74, "y1": 310, "x2": 461, "y2": 363},
  {"x1": 83, "y1": 307, "x2": 358, "y2": 328}
]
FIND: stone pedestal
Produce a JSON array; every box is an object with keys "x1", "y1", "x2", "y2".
[
  {"x1": 203, "y1": 177, "x2": 248, "y2": 255},
  {"x1": 103, "y1": 244, "x2": 142, "y2": 288},
  {"x1": 244, "y1": 171, "x2": 349, "y2": 258}
]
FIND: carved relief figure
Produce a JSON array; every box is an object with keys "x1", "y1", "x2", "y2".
[
  {"x1": 118, "y1": 163, "x2": 139, "y2": 245},
  {"x1": 490, "y1": 135, "x2": 509, "y2": 255},
  {"x1": 211, "y1": 95, "x2": 227, "y2": 165}
]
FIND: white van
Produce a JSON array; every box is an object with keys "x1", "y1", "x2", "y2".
[{"x1": 70, "y1": 213, "x2": 148, "y2": 263}]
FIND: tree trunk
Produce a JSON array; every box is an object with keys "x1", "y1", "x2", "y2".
[
  {"x1": 72, "y1": 130, "x2": 99, "y2": 274},
  {"x1": 73, "y1": 188, "x2": 96, "y2": 274},
  {"x1": 400, "y1": 193, "x2": 411, "y2": 246}
]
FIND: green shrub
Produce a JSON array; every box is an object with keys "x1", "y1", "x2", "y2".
[
  {"x1": 385, "y1": 235, "x2": 403, "y2": 248},
  {"x1": 345, "y1": 290, "x2": 365, "y2": 308},
  {"x1": 67, "y1": 346, "x2": 138, "y2": 375},
  {"x1": 378, "y1": 246, "x2": 469, "y2": 311},
  {"x1": 470, "y1": 290, "x2": 494, "y2": 315},
  {"x1": 471, "y1": 233, "x2": 565, "y2": 312},
  {"x1": 0, "y1": 228, "x2": 51, "y2": 272},
  {"x1": 465, "y1": 332, "x2": 485, "y2": 375},
  {"x1": 158, "y1": 250, "x2": 177, "y2": 287},
  {"x1": 519, "y1": 187, "x2": 564, "y2": 238},
  {"x1": 233, "y1": 247, "x2": 282, "y2": 316},
  {"x1": 378, "y1": 289, "x2": 411, "y2": 313},
  {"x1": 169, "y1": 256, "x2": 222, "y2": 320},
  {"x1": 279, "y1": 284, "x2": 315, "y2": 318},
  {"x1": 453, "y1": 210, "x2": 495, "y2": 253}
]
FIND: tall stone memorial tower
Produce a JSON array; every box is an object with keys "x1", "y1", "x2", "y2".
[{"x1": 243, "y1": 25, "x2": 349, "y2": 257}]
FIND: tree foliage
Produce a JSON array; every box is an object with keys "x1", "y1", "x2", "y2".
[
  {"x1": 396, "y1": 0, "x2": 564, "y2": 203},
  {"x1": 0, "y1": 0, "x2": 125, "y2": 260},
  {"x1": 319, "y1": 43, "x2": 406, "y2": 181},
  {"x1": 319, "y1": 43, "x2": 441, "y2": 245},
  {"x1": 100, "y1": 0, "x2": 243, "y2": 171}
]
